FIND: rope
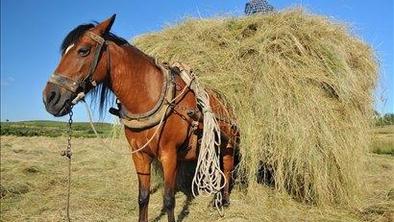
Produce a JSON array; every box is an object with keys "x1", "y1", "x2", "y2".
[
  {"x1": 82, "y1": 77, "x2": 191, "y2": 155},
  {"x1": 62, "y1": 111, "x2": 73, "y2": 222},
  {"x1": 66, "y1": 157, "x2": 71, "y2": 222},
  {"x1": 83, "y1": 101, "x2": 131, "y2": 155},
  {"x1": 190, "y1": 78, "x2": 226, "y2": 215}
]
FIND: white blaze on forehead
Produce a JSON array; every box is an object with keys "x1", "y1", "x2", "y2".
[{"x1": 64, "y1": 44, "x2": 75, "y2": 55}]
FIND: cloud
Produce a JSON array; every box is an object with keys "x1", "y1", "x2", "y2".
[{"x1": 0, "y1": 76, "x2": 15, "y2": 86}]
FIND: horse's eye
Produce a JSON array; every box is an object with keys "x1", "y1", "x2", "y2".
[{"x1": 78, "y1": 47, "x2": 90, "y2": 57}]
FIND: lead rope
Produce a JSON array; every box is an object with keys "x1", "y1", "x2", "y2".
[
  {"x1": 81, "y1": 71, "x2": 192, "y2": 156},
  {"x1": 60, "y1": 110, "x2": 73, "y2": 222},
  {"x1": 82, "y1": 100, "x2": 165, "y2": 155}
]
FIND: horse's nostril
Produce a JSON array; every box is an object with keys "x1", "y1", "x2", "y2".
[
  {"x1": 53, "y1": 91, "x2": 61, "y2": 105},
  {"x1": 48, "y1": 91, "x2": 56, "y2": 104}
]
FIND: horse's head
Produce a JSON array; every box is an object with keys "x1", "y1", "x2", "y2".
[{"x1": 42, "y1": 15, "x2": 116, "y2": 116}]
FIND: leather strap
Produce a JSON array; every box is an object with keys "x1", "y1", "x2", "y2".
[
  {"x1": 48, "y1": 31, "x2": 105, "y2": 93},
  {"x1": 119, "y1": 63, "x2": 176, "y2": 130},
  {"x1": 49, "y1": 73, "x2": 80, "y2": 93}
]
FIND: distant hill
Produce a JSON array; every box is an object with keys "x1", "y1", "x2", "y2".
[{"x1": 0, "y1": 120, "x2": 114, "y2": 138}]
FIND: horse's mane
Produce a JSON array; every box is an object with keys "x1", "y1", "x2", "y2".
[{"x1": 61, "y1": 23, "x2": 129, "y2": 117}]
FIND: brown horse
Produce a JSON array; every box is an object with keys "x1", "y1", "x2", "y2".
[{"x1": 42, "y1": 15, "x2": 239, "y2": 222}]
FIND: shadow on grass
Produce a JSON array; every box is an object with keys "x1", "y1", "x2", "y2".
[
  {"x1": 152, "y1": 208, "x2": 166, "y2": 222},
  {"x1": 177, "y1": 196, "x2": 193, "y2": 222},
  {"x1": 151, "y1": 195, "x2": 193, "y2": 222},
  {"x1": 151, "y1": 161, "x2": 196, "y2": 222}
]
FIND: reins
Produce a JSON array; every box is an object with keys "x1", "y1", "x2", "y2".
[{"x1": 60, "y1": 110, "x2": 73, "y2": 222}]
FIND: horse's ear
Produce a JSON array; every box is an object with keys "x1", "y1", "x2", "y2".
[{"x1": 94, "y1": 14, "x2": 116, "y2": 35}]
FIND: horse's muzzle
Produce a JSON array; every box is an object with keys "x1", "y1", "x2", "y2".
[{"x1": 43, "y1": 82, "x2": 74, "y2": 117}]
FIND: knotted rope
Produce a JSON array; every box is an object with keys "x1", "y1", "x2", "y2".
[{"x1": 189, "y1": 75, "x2": 226, "y2": 215}]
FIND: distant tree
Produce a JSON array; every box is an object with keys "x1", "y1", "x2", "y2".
[
  {"x1": 383, "y1": 113, "x2": 394, "y2": 124},
  {"x1": 373, "y1": 110, "x2": 380, "y2": 118},
  {"x1": 245, "y1": 0, "x2": 274, "y2": 15},
  {"x1": 376, "y1": 113, "x2": 394, "y2": 126}
]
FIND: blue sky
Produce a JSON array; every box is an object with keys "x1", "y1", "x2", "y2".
[{"x1": 1, "y1": 0, "x2": 393, "y2": 122}]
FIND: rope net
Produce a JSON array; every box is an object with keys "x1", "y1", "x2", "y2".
[{"x1": 190, "y1": 77, "x2": 226, "y2": 213}]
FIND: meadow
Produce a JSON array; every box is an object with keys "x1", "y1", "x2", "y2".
[
  {"x1": 371, "y1": 125, "x2": 394, "y2": 155},
  {"x1": 0, "y1": 121, "x2": 112, "y2": 138},
  {"x1": 0, "y1": 122, "x2": 393, "y2": 221}
]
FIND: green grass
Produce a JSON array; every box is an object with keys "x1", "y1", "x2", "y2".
[
  {"x1": 0, "y1": 121, "x2": 113, "y2": 138},
  {"x1": 371, "y1": 125, "x2": 394, "y2": 156},
  {"x1": 372, "y1": 144, "x2": 394, "y2": 155}
]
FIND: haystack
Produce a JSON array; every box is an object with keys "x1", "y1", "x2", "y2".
[{"x1": 133, "y1": 9, "x2": 378, "y2": 205}]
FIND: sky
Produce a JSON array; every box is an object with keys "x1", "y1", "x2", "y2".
[{"x1": 1, "y1": 0, "x2": 393, "y2": 123}]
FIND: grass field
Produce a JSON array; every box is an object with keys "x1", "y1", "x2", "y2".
[
  {"x1": 1, "y1": 123, "x2": 393, "y2": 221},
  {"x1": 0, "y1": 121, "x2": 113, "y2": 138},
  {"x1": 371, "y1": 125, "x2": 394, "y2": 155}
]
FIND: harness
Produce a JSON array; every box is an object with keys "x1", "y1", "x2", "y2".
[
  {"x1": 109, "y1": 61, "x2": 204, "y2": 130},
  {"x1": 48, "y1": 31, "x2": 106, "y2": 104},
  {"x1": 110, "y1": 62, "x2": 178, "y2": 130}
]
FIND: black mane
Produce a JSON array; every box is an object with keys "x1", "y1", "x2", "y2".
[
  {"x1": 61, "y1": 23, "x2": 130, "y2": 117},
  {"x1": 60, "y1": 23, "x2": 129, "y2": 55}
]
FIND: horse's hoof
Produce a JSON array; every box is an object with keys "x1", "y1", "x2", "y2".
[
  {"x1": 222, "y1": 199, "x2": 230, "y2": 208},
  {"x1": 214, "y1": 199, "x2": 230, "y2": 208}
]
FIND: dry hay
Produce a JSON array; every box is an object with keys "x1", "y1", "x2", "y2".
[{"x1": 133, "y1": 9, "x2": 378, "y2": 205}]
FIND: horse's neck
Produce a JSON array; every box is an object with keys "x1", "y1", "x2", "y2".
[{"x1": 109, "y1": 44, "x2": 164, "y2": 113}]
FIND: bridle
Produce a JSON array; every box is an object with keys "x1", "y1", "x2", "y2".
[
  {"x1": 49, "y1": 31, "x2": 108, "y2": 222},
  {"x1": 48, "y1": 31, "x2": 106, "y2": 104}
]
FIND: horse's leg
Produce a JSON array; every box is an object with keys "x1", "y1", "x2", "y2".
[
  {"x1": 221, "y1": 145, "x2": 234, "y2": 207},
  {"x1": 132, "y1": 152, "x2": 152, "y2": 222},
  {"x1": 160, "y1": 149, "x2": 178, "y2": 222}
]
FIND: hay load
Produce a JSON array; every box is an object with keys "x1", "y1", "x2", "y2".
[{"x1": 133, "y1": 9, "x2": 378, "y2": 205}]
